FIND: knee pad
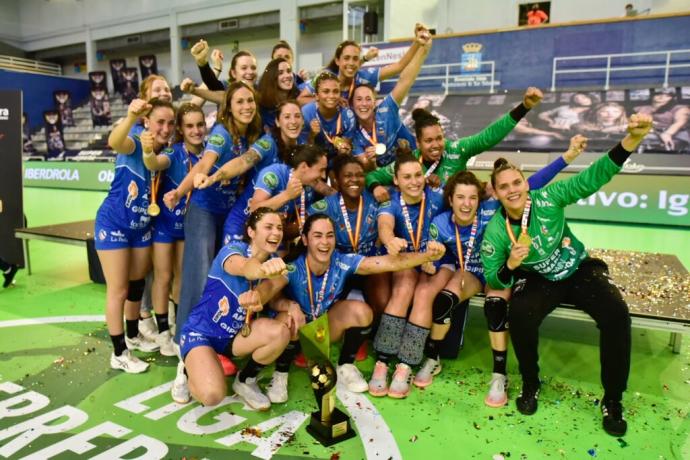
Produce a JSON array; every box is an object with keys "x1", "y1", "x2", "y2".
[
  {"x1": 484, "y1": 296, "x2": 508, "y2": 332},
  {"x1": 432, "y1": 290, "x2": 460, "y2": 325},
  {"x1": 127, "y1": 278, "x2": 146, "y2": 302}
]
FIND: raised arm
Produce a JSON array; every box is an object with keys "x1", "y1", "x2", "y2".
[
  {"x1": 379, "y1": 23, "x2": 428, "y2": 81},
  {"x1": 163, "y1": 150, "x2": 218, "y2": 209},
  {"x1": 356, "y1": 240, "x2": 445, "y2": 275},
  {"x1": 526, "y1": 134, "x2": 586, "y2": 189},
  {"x1": 377, "y1": 211, "x2": 407, "y2": 256},
  {"x1": 196, "y1": 148, "x2": 261, "y2": 189},
  {"x1": 141, "y1": 131, "x2": 171, "y2": 172},
  {"x1": 248, "y1": 177, "x2": 302, "y2": 213},
  {"x1": 223, "y1": 254, "x2": 287, "y2": 280},
  {"x1": 389, "y1": 35, "x2": 431, "y2": 105},
  {"x1": 107, "y1": 99, "x2": 150, "y2": 154},
  {"x1": 181, "y1": 78, "x2": 224, "y2": 106}
]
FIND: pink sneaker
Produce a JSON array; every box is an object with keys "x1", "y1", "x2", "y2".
[
  {"x1": 368, "y1": 361, "x2": 389, "y2": 397},
  {"x1": 387, "y1": 363, "x2": 413, "y2": 399}
]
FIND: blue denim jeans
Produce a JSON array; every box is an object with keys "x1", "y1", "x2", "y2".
[{"x1": 174, "y1": 203, "x2": 227, "y2": 344}]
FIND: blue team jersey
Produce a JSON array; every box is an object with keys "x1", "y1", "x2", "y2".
[
  {"x1": 190, "y1": 124, "x2": 247, "y2": 214},
  {"x1": 352, "y1": 94, "x2": 406, "y2": 167},
  {"x1": 97, "y1": 135, "x2": 151, "y2": 231},
  {"x1": 303, "y1": 67, "x2": 381, "y2": 99},
  {"x1": 222, "y1": 134, "x2": 285, "y2": 242},
  {"x1": 183, "y1": 242, "x2": 255, "y2": 339},
  {"x1": 259, "y1": 106, "x2": 277, "y2": 131},
  {"x1": 128, "y1": 121, "x2": 145, "y2": 139},
  {"x1": 254, "y1": 163, "x2": 317, "y2": 219},
  {"x1": 152, "y1": 142, "x2": 199, "y2": 239},
  {"x1": 284, "y1": 251, "x2": 365, "y2": 320},
  {"x1": 377, "y1": 186, "x2": 446, "y2": 252},
  {"x1": 301, "y1": 102, "x2": 356, "y2": 159},
  {"x1": 308, "y1": 191, "x2": 379, "y2": 256},
  {"x1": 429, "y1": 199, "x2": 500, "y2": 276}
]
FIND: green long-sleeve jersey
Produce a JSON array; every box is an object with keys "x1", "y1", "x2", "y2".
[
  {"x1": 480, "y1": 153, "x2": 623, "y2": 289},
  {"x1": 365, "y1": 112, "x2": 519, "y2": 188}
]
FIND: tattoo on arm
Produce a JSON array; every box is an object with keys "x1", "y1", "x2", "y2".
[{"x1": 243, "y1": 150, "x2": 260, "y2": 166}]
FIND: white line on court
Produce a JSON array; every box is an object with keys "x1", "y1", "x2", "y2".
[{"x1": 0, "y1": 315, "x2": 402, "y2": 459}]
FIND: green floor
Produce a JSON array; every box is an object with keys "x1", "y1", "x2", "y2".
[{"x1": 0, "y1": 187, "x2": 688, "y2": 459}]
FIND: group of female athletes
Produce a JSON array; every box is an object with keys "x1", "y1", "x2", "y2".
[{"x1": 95, "y1": 23, "x2": 653, "y2": 437}]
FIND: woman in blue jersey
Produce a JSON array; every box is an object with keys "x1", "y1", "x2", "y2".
[
  {"x1": 173, "y1": 208, "x2": 294, "y2": 410},
  {"x1": 351, "y1": 30, "x2": 431, "y2": 170},
  {"x1": 368, "y1": 153, "x2": 446, "y2": 398},
  {"x1": 307, "y1": 154, "x2": 388, "y2": 312},
  {"x1": 301, "y1": 72, "x2": 356, "y2": 161},
  {"x1": 411, "y1": 136, "x2": 586, "y2": 406},
  {"x1": 141, "y1": 103, "x2": 207, "y2": 357},
  {"x1": 240, "y1": 214, "x2": 445, "y2": 399},
  {"x1": 256, "y1": 58, "x2": 301, "y2": 130},
  {"x1": 163, "y1": 82, "x2": 263, "y2": 352},
  {"x1": 249, "y1": 144, "x2": 331, "y2": 241},
  {"x1": 124, "y1": 75, "x2": 173, "y2": 139},
  {"x1": 98, "y1": 98, "x2": 175, "y2": 373},
  {"x1": 297, "y1": 23, "x2": 432, "y2": 105}
]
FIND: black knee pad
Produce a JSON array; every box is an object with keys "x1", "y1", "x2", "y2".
[
  {"x1": 484, "y1": 296, "x2": 508, "y2": 332},
  {"x1": 127, "y1": 278, "x2": 146, "y2": 302},
  {"x1": 432, "y1": 289, "x2": 459, "y2": 325}
]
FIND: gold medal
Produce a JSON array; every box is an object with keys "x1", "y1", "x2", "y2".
[
  {"x1": 375, "y1": 143, "x2": 386, "y2": 156},
  {"x1": 315, "y1": 326, "x2": 326, "y2": 342},
  {"x1": 333, "y1": 136, "x2": 346, "y2": 149},
  {"x1": 517, "y1": 233, "x2": 532, "y2": 247},
  {"x1": 147, "y1": 203, "x2": 160, "y2": 216},
  {"x1": 240, "y1": 323, "x2": 251, "y2": 337}
]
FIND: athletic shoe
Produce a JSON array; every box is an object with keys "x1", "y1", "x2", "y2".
[
  {"x1": 2, "y1": 265, "x2": 18, "y2": 288},
  {"x1": 138, "y1": 317, "x2": 158, "y2": 340},
  {"x1": 387, "y1": 363, "x2": 413, "y2": 399},
  {"x1": 125, "y1": 333, "x2": 160, "y2": 352},
  {"x1": 156, "y1": 330, "x2": 177, "y2": 357},
  {"x1": 110, "y1": 349, "x2": 149, "y2": 373},
  {"x1": 232, "y1": 376, "x2": 271, "y2": 411},
  {"x1": 413, "y1": 356, "x2": 442, "y2": 388},
  {"x1": 266, "y1": 371, "x2": 289, "y2": 403},
  {"x1": 293, "y1": 352, "x2": 308, "y2": 368},
  {"x1": 601, "y1": 399, "x2": 627, "y2": 436},
  {"x1": 217, "y1": 354, "x2": 237, "y2": 376},
  {"x1": 171, "y1": 361, "x2": 190, "y2": 404},
  {"x1": 368, "y1": 361, "x2": 389, "y2": 397},
  {"x1": 516, "y1": 383, "x2": 540, "y2": 415},
  {"x1": 336, "y1": 363, "x2": 369, "y2": 393},
  {"x1": 484, "y1": 373, "x2": 509, "y2": 408},
  {"x1": 355, "y1": 341, "x2": 368, "y2": 361}
]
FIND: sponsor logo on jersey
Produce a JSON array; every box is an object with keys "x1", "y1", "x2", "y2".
[
  {"x1": 256, "y1": 138, "x2": 271, "y2": 150},
  {"x1": 429, "y1": 223, "x2": 439, "y2": 239},
  {"x1": 98, "y1": 230, "x2": 107, "y2": 241},
  {"x1": 312, "y1": 200, "x2": 327, "y2": 212},
  {"x1": 480, "y1": 240, "x2": 495, "y2": 256},
  {"x1": 262, "y1": 172, "x2": 279, "y2": 189},
  {"x1": 286, "y1": 263, "x2": 296, "y2": 273},
  {"x1": 208, "y1": 134, "x2": 225, "y2": 147}
]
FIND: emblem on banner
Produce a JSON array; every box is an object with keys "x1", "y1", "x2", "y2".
[{"x1": 461, "y1": 42, "x2": 483, "y2": 74}]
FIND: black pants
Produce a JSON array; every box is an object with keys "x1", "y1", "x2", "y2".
[{"x1": 509, "y1": 258, "x2": 631, "y2": 401}]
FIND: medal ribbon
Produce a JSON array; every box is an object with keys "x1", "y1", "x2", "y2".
[
  {"x1": 400, "y1": 193, "x2": 426, "y2": 252},
  {"x1": 420, "y1": 156, "x2": 440, "y2": 178},
  {"x1": 339, "y1": 195, "x2": 363, "y2": 251},
  {"x1": 359, "y1": 119, "x2": 378, "y2": 147},
  {"x1": 150, "y1": 171, "x2": 160, "y2": 209},
  {"x1": 454, "y1": 215, "x2": 478, "y2": 272},
  {"x1": 505, "y1": 197, "x2": 532, "y2": 244},
  {"x1": 306, "y1": 258, "x2": 330, "y2": 320},
  {"x1": 316, "y1": 110, "x2": 342, "y2": 146}
]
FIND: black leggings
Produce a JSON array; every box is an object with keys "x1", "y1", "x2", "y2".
[{"x1": 509, "y1": 258, "x2": 631, "y2": 401}]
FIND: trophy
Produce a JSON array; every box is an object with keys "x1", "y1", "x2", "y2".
[{"x1": 299, "y1": 313, "x2": 356, "y2": 446}]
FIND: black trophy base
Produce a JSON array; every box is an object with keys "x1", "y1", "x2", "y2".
[{"x1": 306, "y1": 408, "x2": 356, "y2": 446}]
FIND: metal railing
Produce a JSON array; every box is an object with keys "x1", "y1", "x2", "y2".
[
  {"x1": 0, "y1": 55, "x2": 62, "y2": 76},
  {"x1": 386, "y1": 60, "x2": 496, "y2": 95},
  {"x1": 551, "y1": 49, "x2": 690, "y2": 91}
]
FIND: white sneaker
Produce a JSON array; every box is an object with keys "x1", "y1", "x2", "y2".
[
  {"x1": 125, "y1": 333, "x2": 160, "y2": 352},
  {"x1": 266, "y1": 371, "x2": 289, "y2": 403},
  {"x1": 232, "y1": 376, "x2": 271, "y2": 411},
  {"x1": 110, "y1": 349, "x2": 149, "y2": 374},
  {"x1": 139, "y1": 317, "x2": 158, "y2": 340},
  {"x1": 168, "y1": 301, "x2": 176, "y2": 334},
  {"x1": 413, "y1": 356, "x2": 442, "y2": 388},
  {"x1": 336, "y1": 363, "x2": 368, "y2": 393},
  {"x1": 171, "y1": 361, "x2": 190, "y2": 404},
  {"x1": 368, "y1": 361, "x2": 389, "y2": 397},
  {"x1": 156, "y1": 330, "x2": 177, "y2": 357},
  {"x1": 484, "y1": 373, "x2": 508, "y2": 408}
]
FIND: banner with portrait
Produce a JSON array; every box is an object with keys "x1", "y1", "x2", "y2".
[
  {"x1": 400, "y1": 86, "x2": 690, "y2": 154},
  {"x1": 138, "y1": 55, "x2": 158, "y2": 78},
  {"x1": 53, "y1": 90, "x2": 74, "y2": 127},
  {"x1": 121, "y1": 67, "x2": 140, "y2": 104},
  {"x1": 88, "y1": 71, "x2": 111, "y2": 126},
  {"x1": 43, "y1": 110, "x2": 65, "y2": 158},
  {"x1": 109, "y1": 59, "x2": 126, "y2": 94}
]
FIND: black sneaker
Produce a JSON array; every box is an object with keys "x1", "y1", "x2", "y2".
[
  {"x1": 601, "y1": 399, "x2": 627, "y2": 436},
  {"x1": 516, "y1": 383, "x2": 540, "y2": 415},
  {"x1": 2, "y1": 265, "x2": 18, "y2": 288}
]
